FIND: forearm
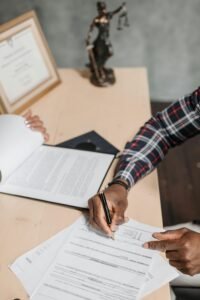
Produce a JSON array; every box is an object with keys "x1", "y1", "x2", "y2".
[
  {"x1": 113, "y1": 116, "x2": 171, "y2": 187},
  {"x1": 113, "y1": 88, "x2": 200, "y2": 188}
]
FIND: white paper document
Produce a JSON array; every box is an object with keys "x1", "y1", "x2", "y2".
[
  {"x1": 10, "y1": 222, "x2": 77, "y2": 295},
  {"x1": 0, "y1": 115, "x2": 114, "y2": 208},
  {"x1": 0, "y1": 145, "x2": 114, "y2": 207},
  {"x1": 10, "y1": 217, "x2": 179, "y2": 300},
  {"x1": 0, "y1": 115, "x2": 43, "y2": 182}
]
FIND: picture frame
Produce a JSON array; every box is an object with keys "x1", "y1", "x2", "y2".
[{"x1": 0, "y1": 10, "x2": 61, "y2": 113}]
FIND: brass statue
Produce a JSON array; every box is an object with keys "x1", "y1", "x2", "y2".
[{"x1": 86, "y1": 1, "x2": 129, "y2": 87}]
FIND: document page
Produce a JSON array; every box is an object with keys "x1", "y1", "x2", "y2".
[
  {"x1": 0, "y1": 115, "x2": 43, "y2": 181},
  {"x1": 30, "y1": 218, "x2": 156, "y2": 300},
  {"x1": 10, "y1": 217, "x2": 178, "y2": 299},
  {"x1": 10, "y1": 221, "x2": 77, "y2": 295},
  {"x1": 140, "y1": 254, "x2": 178, "y2": 298},
  {"x1": 0, "y1": 146, "x2": 114, "y2": 207}
]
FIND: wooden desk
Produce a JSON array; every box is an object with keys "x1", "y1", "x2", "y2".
[{"x1": 0, "y1": 68, "x2": 170, "y2": 300}]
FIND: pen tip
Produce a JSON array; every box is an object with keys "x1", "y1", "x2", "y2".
[{"x1": 107, "y1": 232, "x2": 115, "y2": 240}]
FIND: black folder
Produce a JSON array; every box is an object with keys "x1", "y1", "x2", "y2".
[{"x1": 56, "y1": 130, "x2": 119, "y2": 155}]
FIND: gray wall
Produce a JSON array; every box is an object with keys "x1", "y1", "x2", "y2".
[{"x1": 1, "y1": 0, "x2": 200, "y2": 101}]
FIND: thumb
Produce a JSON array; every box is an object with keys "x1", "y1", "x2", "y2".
[
  {"x1": 153, "y1": 228, "x2": 188, "y2": 240},
  {"x1": 110, "y1": 213, "x2": 128, "y2": 231}
]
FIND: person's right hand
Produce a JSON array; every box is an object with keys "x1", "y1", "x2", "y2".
[{"x1": 88, "y1": 184, "x2": 128, "y2": 237}]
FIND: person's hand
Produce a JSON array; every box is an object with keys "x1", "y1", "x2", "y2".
[
  {"x1": 88, "y1": 184, "x2": 128, "y2": 237},
  {"x1": 143, "y1": 228, "x2": 200, "y2": 276},
  {"x1": 23, "y1": 110, "x2": 49, "y2": 142}
]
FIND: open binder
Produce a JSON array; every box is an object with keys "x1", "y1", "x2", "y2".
[{"x1": 0, "y1": 116, "x2": 117, "y2": 208}]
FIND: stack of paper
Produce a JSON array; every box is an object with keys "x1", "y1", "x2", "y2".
[{"x1": 10, "y1": 217, "x2": 179, "y2": 300}]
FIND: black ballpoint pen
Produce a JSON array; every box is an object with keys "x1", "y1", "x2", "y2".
[{"x1": 99, "y1": 192, "x2": 112, "y2": 225}]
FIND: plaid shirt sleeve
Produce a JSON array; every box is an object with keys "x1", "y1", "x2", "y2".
[{"x1": 113, "y1": 87, "x2": 200, "y2": 188}]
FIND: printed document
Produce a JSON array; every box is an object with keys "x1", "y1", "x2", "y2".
[
  {"x1": 10, "y1": 217, "x2": 179, "y2": 299},
  {"x1": 0, "y1": 115, "x2": 114, "y2": 207}
]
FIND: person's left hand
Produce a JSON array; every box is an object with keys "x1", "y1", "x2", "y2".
[
  {"x1": 23, "y1": 110, "x2": 49, "y2": 142},
  {"x1": 143, "y1": 228, "x2": 200, "y2": 276}
]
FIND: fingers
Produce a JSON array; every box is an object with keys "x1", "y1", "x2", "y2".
[
  {"x1": 146, "y1": 228, "x2": 189, "y2": 253},
  {"x1": 110, "y1": 193, "x2": 128, "y2": 231},
  {"x1": 88, "y1": 197, "x2": 113, "y2": 237},
  {"x1": 26, "y1": 120, "x2": 44, "y2": 129},
  {"x1": 88, "y1": 185, "x2": 128, "y2": 236},
  {"x1": 143, "y1": 239, "x2": 180, "y2": 252},
  {"x1": 24, "y1": 113, "x2": 49, "y2": 142},
  {"x1": 166, "y1": 249, "x2": 195, "y2": 274},
  {"x1": 43, "y1": 133, "x2": 49, "y2": 142},
  {"x1": 110, "y1": 214, "x2": 128, "y2": 231},
  {"x1": 29, "y1": 124, "x2": 49, "y2": 142},
  {"x1": 110, "y1": 216, "x2": 129, "y2": 232},
  {"x1": 168, "y1": 260, "x2": 195, "y2": 275},
  {"x1": 152, "y1": 228, "x2": 189, "y2": 240},
  {"x1": 25, "y1": 115, "x2": 43, "y2": 126},
  {"x1": 88, "y1": 200, "x2": 104, "y2": 232},
  {"x1": 169, "y1": 260, "x2": 185, "y2": 270},
  {"x1": 23, "y1": 109, "x2": 32, "y2": 119},
  {"x1": 166, "y1": 250, "x2": 180, "y2": 261}
]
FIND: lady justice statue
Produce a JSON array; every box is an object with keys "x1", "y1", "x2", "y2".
[{"x1": 86, "y1": 1, "x2": 129, "y2": 87}]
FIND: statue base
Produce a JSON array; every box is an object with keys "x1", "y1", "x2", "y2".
[{"x1": 90, "y1": 68, "x2": 116, "y2": 87}]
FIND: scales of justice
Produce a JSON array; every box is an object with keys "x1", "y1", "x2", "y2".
[{"x1": 86, "y1": 1, "x2": 129, "y2": 87}]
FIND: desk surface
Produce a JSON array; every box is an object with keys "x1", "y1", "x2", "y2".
[{"x1": 0, "y1": 68, "x2": 170, "y2": 300}]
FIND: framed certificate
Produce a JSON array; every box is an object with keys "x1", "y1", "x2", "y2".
[{"x1": 0, "y1": 11, "x2": 60, "y2": 113}]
